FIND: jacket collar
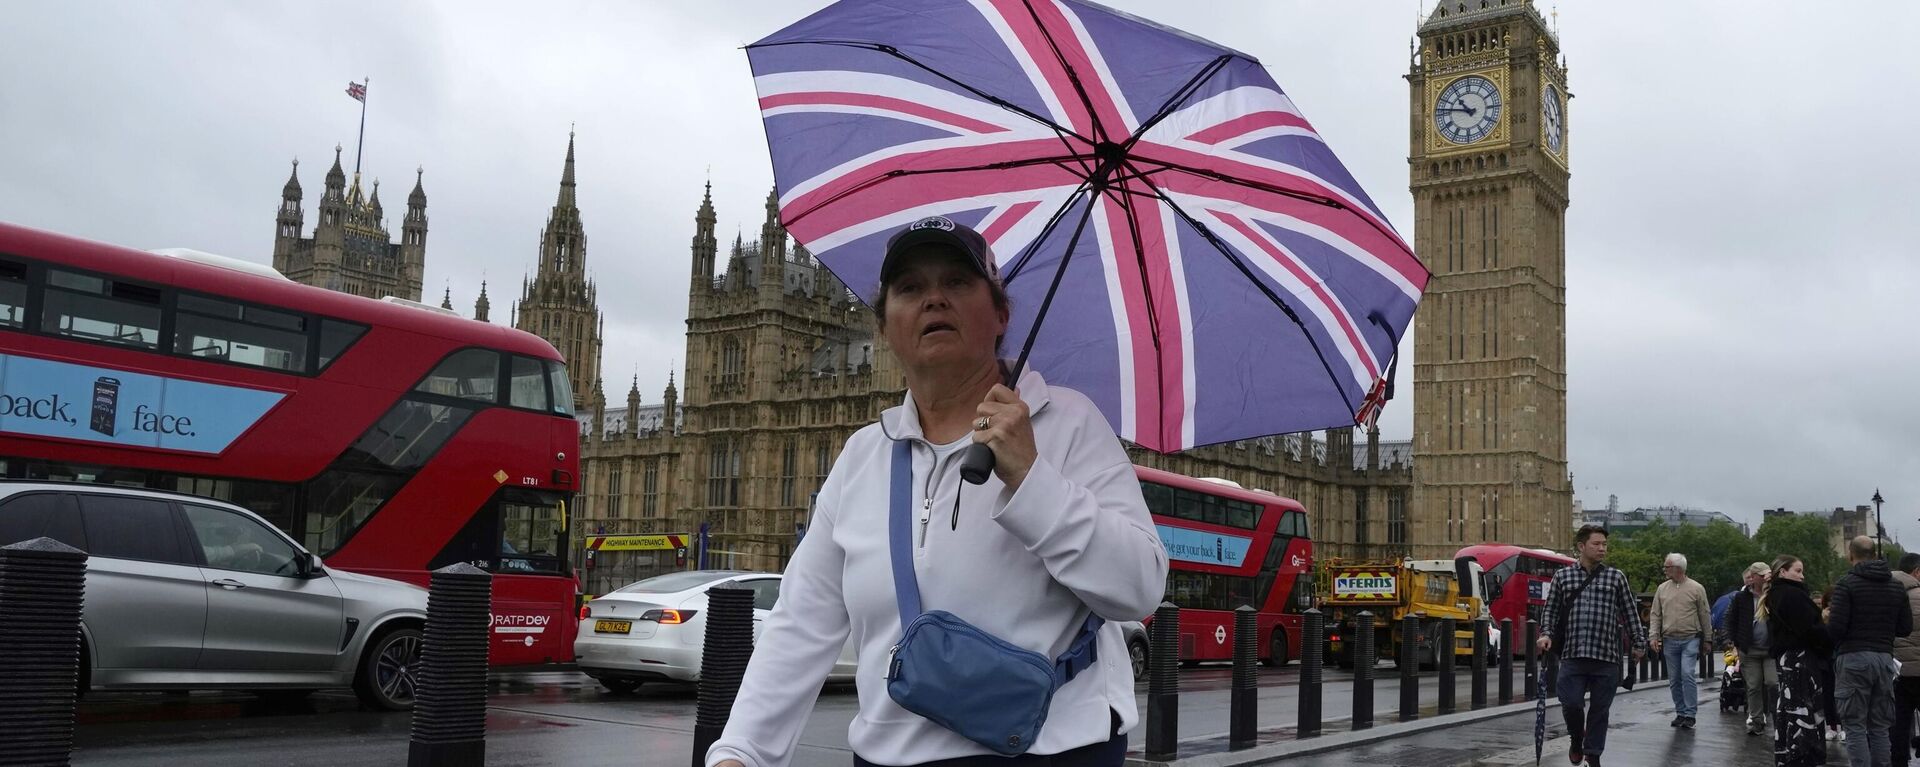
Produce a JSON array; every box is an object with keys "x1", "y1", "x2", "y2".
[{"x1": 880, "y1": 364, "x2": 1054, "y2": 443}]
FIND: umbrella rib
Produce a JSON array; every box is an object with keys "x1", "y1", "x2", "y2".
[
  {"x1": 748, "y1": 39, "x2": 1093, "y2": 145},
  {"x1": 1131, "y1": 162, "x2": 1359, "y2": 421},
  {"x1": 1018, "y1": 0, "x2": 1113, "y2": 145},
  {"x1": 781, "y1": 154, "x2": 1093, "y2": 230},
  {"x1": 1140, "y1": 159, "x2": 1421, "y2": 267},
  {"x1": 1120, "y1": 55, "x2": 1234, "y2": 156},
  {"x1": 1008, "y1": 190, "x2": 1101, "y2": 388},
  {"x1": 1000, "y1": 181, "x2": 1097, "y2": 285}
]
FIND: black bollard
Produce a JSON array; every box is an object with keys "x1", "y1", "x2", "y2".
[
  {"x1": 1437, "y1": 618, "x2": 1457, "y2": 715},
  {"x1": 1399, "y1": 614, "x2": 1420, "y2": 722},
  {"x1": 1145, "y1": 603, "x2": 1181, "y2": 762},
  {"x1": 1298, "y1": 608, "x2": 1324, "y2": 738},
  {"x1": 1470, "y1": 617, "x2": 1488, "y2": 710},
  {"x1": 1353, "y1": 611, "x2": 1375, "y2": 730},
  {"x1": 1499, "y1": 618, "x2": 1514, "y2": 704},
  {"x1": 1524, "y1": 620, "x2": 1540, "y2": 700},
  {"x1": 691, "y1": 584, "x2": 756, "y2": 767},
  {"x1": 408, "y1": 563, "x2": 491, "y2": 767},
  {"x1": 1229, "y1": 606, "x2": 1257, "y2": 750},
  {"x1": 0, "y1": 538, "x2": 87, "y2": 767},
  {"x1": 1698, "y1": 632, "x2": 1710, "y2": 682},
  {"x1": 1654, "y1": 643, "x2": 1665, "y2": 681}
]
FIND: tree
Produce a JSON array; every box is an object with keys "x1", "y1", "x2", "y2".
[
  {"x1": 1606, "y1": 520, "x2": 1762, "y2": 598},
  {"x1": 1753, "y1": 513, "x2": 1846, "y2": 594}
]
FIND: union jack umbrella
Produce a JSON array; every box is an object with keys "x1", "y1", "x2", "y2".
[{"x1": 747, "y1": 0, "x2": 1428, "y2": 453}]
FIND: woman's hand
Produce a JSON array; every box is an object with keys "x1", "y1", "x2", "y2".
[{"x1": 974, "y1": 384, "x2": 1036, "y2": 490}]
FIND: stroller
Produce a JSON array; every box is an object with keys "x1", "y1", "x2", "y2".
[{"x1": 1718, "y1": 647, "x2": 1746, "y2": 712}]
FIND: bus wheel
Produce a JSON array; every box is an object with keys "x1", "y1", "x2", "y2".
[
  {"x1": 1129, "y1": 638, "x2": 1149, "y2": 680},
  {"x1": 1264, "y1": 630, "x2": 1289, "y2": 667}
]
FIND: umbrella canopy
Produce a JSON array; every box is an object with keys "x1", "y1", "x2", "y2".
[{"x1": 747, "y1": 0, "x2": 1427, "y2": 453}]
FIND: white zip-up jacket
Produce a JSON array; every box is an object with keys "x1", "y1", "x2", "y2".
[{"x1": 706, "y1": 369, "x2": 1169, "y2": 767}]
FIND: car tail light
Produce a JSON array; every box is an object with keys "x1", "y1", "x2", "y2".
[
  {"x1": 580, "y1": 604, "x2": 592, "y2": 620},
  {"x1": 1329, "y1": 633, "x2": 1341, "y2": 643},
  {"x1": 640, "y1": 609, "x2": 696, "y2": 624}
]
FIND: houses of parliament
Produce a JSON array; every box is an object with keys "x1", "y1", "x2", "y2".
[{"x1": 271, "y1": 0, "x2": 1573, "y2": 588}]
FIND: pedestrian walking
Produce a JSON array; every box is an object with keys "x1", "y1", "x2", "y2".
[
  {"x1": 1770, "y1": 555, "x2": 1834, "y2": 766},
  {"x1": 1828, "y1": 535, "x2": 1914, "y2": 767},
  {"x1": 1649, "y1": 552, "x2": 1712, "y2": 729},
  {"x1": 1889, "y1": 553, "x2": 1920, "y2": 767},
  {"x1": 705, "y1": 220, "x2": 1170, "y2": 767},
  {"x1": 1539, "y1": 525, "x2": 1648, "y2": 767},
  {"x1": 1731, "y1": 561, "x2": 1779, "y2": 736}
]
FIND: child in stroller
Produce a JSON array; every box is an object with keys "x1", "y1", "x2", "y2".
[{"x1": 1718, "y1": 646, "x2": 1746, "y2": 712}]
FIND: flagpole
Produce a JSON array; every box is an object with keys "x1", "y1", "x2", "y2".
[{"x1": 353, "y1": 77, "x2": 368, "y2": 176}]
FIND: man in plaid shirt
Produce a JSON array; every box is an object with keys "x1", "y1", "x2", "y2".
[{"x1": 1538, "y1": 525, "x2": 1648, "y2": 767}]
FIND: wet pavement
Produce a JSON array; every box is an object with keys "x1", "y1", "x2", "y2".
[{"x1": 71, "y1": 664, "x2": 1454, "y2": 766}]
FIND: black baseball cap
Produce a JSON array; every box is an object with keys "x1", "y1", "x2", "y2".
[{"x1": 879, "y1": 215, "x2": 1001, "y2": 287}]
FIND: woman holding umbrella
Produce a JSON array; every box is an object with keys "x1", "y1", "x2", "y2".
[
  {"x1": 1768, "y1": 555, "x2": 1833, "y2": 766},
  {"x1": 706, "y1": 219, "x2": 1169, "y2": 767}
]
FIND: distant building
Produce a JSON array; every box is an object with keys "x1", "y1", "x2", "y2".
[
  {"x1": 1580, "y1": 505, "x2": 1751, "y2": 537},
  {"x1": 271, "y1": 146, "x2": 426, "y2": 302},
  {"x1": 1762, "y1": 505, "x2": 1877, "y2": 559}
]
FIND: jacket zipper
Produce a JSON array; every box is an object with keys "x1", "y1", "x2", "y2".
[{"x1": 916, "y1": 442, "x2": 954, "y2": 550}]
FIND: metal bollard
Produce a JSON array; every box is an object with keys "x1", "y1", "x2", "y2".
[
  {"x1": 1353, "y1": 611, "x2": 1375, "y2": 730},
  {"x1": 1437, "y1": 618, "x2": 1457, "y2": 715},
  {"x1": 408, "y1": 563, "x2": 492, "y2": 767},
  {"x1": 1145, "y1": 603, "x2": 1181, "y2": 762},
  {"x1": 1524, "y1": 620, "x2": 1540, "y2": 700},
  {"x1": 0, "y1": 538, "x2": 87, "y2": 767},
  {"x1": 1298, "y1": 608, "x2": 1324, "y2": 737},
  {"x1": 1499, "y1": 618, "x2": 1514, "y2": 704},
  {"x1": 1470, "y1": 617, "x2": 1488, "y2": 710},
  {"x1": 692, "y1": 584, "x2": 756, "y2": 767},
  {"x1": 1229, "y1": 606, "x2": 1257, "y2": 750},
  {"x1": 1698, "y1": 632, "x2": 1711, "y2": 682},
  {"x1": 1399, "y1": 614, "x2": 1420, "y2": 722}
]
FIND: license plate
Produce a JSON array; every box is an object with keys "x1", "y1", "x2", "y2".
[{"x1": 594, "y1": 620, "x2": 632, "y2": 634}]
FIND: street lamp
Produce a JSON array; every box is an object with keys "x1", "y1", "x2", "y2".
[{"x1": 1874, "y1": 488, "x2": 1885, "y2": 556}]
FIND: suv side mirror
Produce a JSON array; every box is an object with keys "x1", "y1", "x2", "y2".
[{"x1": 295, "y1": 551, "x2": 318, "y2": 577}]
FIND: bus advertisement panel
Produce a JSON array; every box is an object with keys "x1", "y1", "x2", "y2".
[
  {"x1": 1138, "y1": 466, "x2": 1314, "y2": 666},
  {"x1": 0, "y1": 222, "x2": 582, "y2": 666}
]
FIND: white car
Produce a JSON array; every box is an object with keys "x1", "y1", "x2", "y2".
[{"x1": 574, "y1": 570, "x2": 857, "y2": 693}]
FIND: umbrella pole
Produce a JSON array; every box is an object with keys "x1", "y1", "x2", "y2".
[{"x1": 959, "y1": 196, "x2": 1100, "y2": 485}]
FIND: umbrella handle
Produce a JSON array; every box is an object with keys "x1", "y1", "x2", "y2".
[{"x1": 960, "y1": 442, "x2": 995, "y2": 485}]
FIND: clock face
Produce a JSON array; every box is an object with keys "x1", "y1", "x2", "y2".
[
  {"x1": 1434, "y1": 75, "x2": 1503, "y2": 145},
  {"x1": 1542, "y1": 83, "x2": 1564, "y2": 154}
]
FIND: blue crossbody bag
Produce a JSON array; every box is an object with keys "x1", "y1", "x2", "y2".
[{"x1": 883, "y1": 439, "x2": 1102, "y2": 756}]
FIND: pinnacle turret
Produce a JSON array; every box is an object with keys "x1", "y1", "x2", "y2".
[
  {"x1": 282, "y1": 160, "x2": 302, "y2": 201},
  {"x1": 440, "y1": 287, "x2": 453, "y2": 310}
]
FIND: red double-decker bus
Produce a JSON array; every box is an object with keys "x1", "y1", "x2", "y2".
[
  {"x1": 1136, "y1": 466, "x2": 1314, "y2": 666},
  {"x1": 1456, "y1": 543, "x2": 1573, "y2": 655},
  {"x1": 0, "y1": 222, "x2": 581, "y2": 666}
]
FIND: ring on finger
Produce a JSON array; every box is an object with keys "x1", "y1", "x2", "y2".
[{"x1": 974, "y1": 416, "x2": 990, "y2": 431}]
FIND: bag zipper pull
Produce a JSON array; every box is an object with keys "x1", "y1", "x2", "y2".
[{"x1": 886, "y1": 644, "x2": 901, "y2": 680}]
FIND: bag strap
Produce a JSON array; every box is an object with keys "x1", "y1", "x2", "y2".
[
  {"x1": 887, "y1": 438, "x2": 1104, "y2": 681},
  {"x1": 889, "y1": 439, "x2": 922, "y2": 627}
]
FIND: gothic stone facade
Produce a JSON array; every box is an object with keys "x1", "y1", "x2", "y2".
[
  {"x1": 1408, "y1": 0, "x2": 1575, "y2": 559},
  {"x1": 272, "y1": 146, "x2": 426, "y2": 302}
]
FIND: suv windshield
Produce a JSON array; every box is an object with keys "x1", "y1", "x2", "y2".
[{"x1": 615, "y1": 570, "x2": 742, "y2": 594}]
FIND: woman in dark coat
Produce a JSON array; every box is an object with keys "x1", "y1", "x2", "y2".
[{"x1": 1768, "y1": 555, "x2": 1832, "y2": 766}]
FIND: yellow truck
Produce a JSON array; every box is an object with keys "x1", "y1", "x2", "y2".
[{"x1": 1321, "y1": 557, "x2": 1492, "y2": 669}]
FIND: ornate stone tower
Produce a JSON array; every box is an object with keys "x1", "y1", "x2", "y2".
[
  {"x1": 515, "y1": 132, "x2": 603, "y2": 410},
  {"x1": 270, "y1": 146, "x2": 425, "y2": 301},
  {"x1": 1409, "y1": 0, "x2": 1572, "y2": 557}
]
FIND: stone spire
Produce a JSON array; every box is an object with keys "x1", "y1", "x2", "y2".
[
  {"x1": 691, "y1": 181, "x2": 719, "y2": 295},
  {"x1": 661, "y1": 369, "x2": 678, "y2": 421},
  {"x1": 557, "y1": 129, "x2": 577, "y2": 209},
  {"x1": 474, "y1": 281, "x2": 490, "y2": 322},
  {"x1": 626, "y1": 374, "x2": 641, "y2": 437},
  {"x1": 368, "y1": 179, "x2": 383, "y2": 222},
  {"x1": 440, "y1": 286, "x2": 453, "y2": 310},
  {"x1": 282, "y1": 159, "x2": 303, "y2": 201},
  {"x1": 324, "y1": 145, "x2": 346, "y2": 200}
]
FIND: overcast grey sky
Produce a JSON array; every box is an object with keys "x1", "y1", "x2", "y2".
[{"x1": 4, "y1": 1, "x2": 1916, "y2": 544}]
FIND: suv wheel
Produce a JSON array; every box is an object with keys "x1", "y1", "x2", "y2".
[
  {"x1": 1129, "y1": 639, "x2": 1149, "y2": 680},
  {"x1": 354, "y1": 627, "x2": 422, "y2": 711}
]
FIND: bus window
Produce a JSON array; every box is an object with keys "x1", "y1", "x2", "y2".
[
  {"x1": 1226, "y1": 499, "x2": 1258, "y2": 529},
  {"x1": 0, "y1": 259, "x2": 26, "y2": 327},
  {"x1": 317, "y1": 319, "x2": 367, "y2": 370},
  {"x1": 509, "y1": 355, "x2": 548, "y2": 411},
  {"x1": 42, "y1": 269, "x2": 161, "y2": 349},
  {"x1": 1139, "y1": 481, "x2": 1173, "y2": 517},
  {"x1": 416, "y1": 349, "x2": 499, "y2": 403},
  {"x1": 174, "y1": 293, "x2": 310, "y2": 372},
  {"x1": 499, "y1": 492, "x2": 563, "y2": 574},
  {"x1": 546, "y1": 361, "x2": 575, "y2": 416}
]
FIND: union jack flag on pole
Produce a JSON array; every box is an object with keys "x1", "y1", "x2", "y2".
[
  {"x1": 346, "y1": 81, "x2": 367, "y2": 102},
  {"x1": 748, "y1": 0, "x2": 1428, "y2": 453}
]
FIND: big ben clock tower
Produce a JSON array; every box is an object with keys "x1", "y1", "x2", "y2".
[{"x1": 1409, "y1": 0, "x2": 1572, "y2": 557}]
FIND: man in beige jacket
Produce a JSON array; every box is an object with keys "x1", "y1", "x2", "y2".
[{"x1": 1649, "y1": 552, "x2": 1712, "y2": 728}]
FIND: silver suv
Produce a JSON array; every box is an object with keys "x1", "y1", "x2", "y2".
[{"x1": 0, "y1": 483, "x2": 428, "y2": 710}]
